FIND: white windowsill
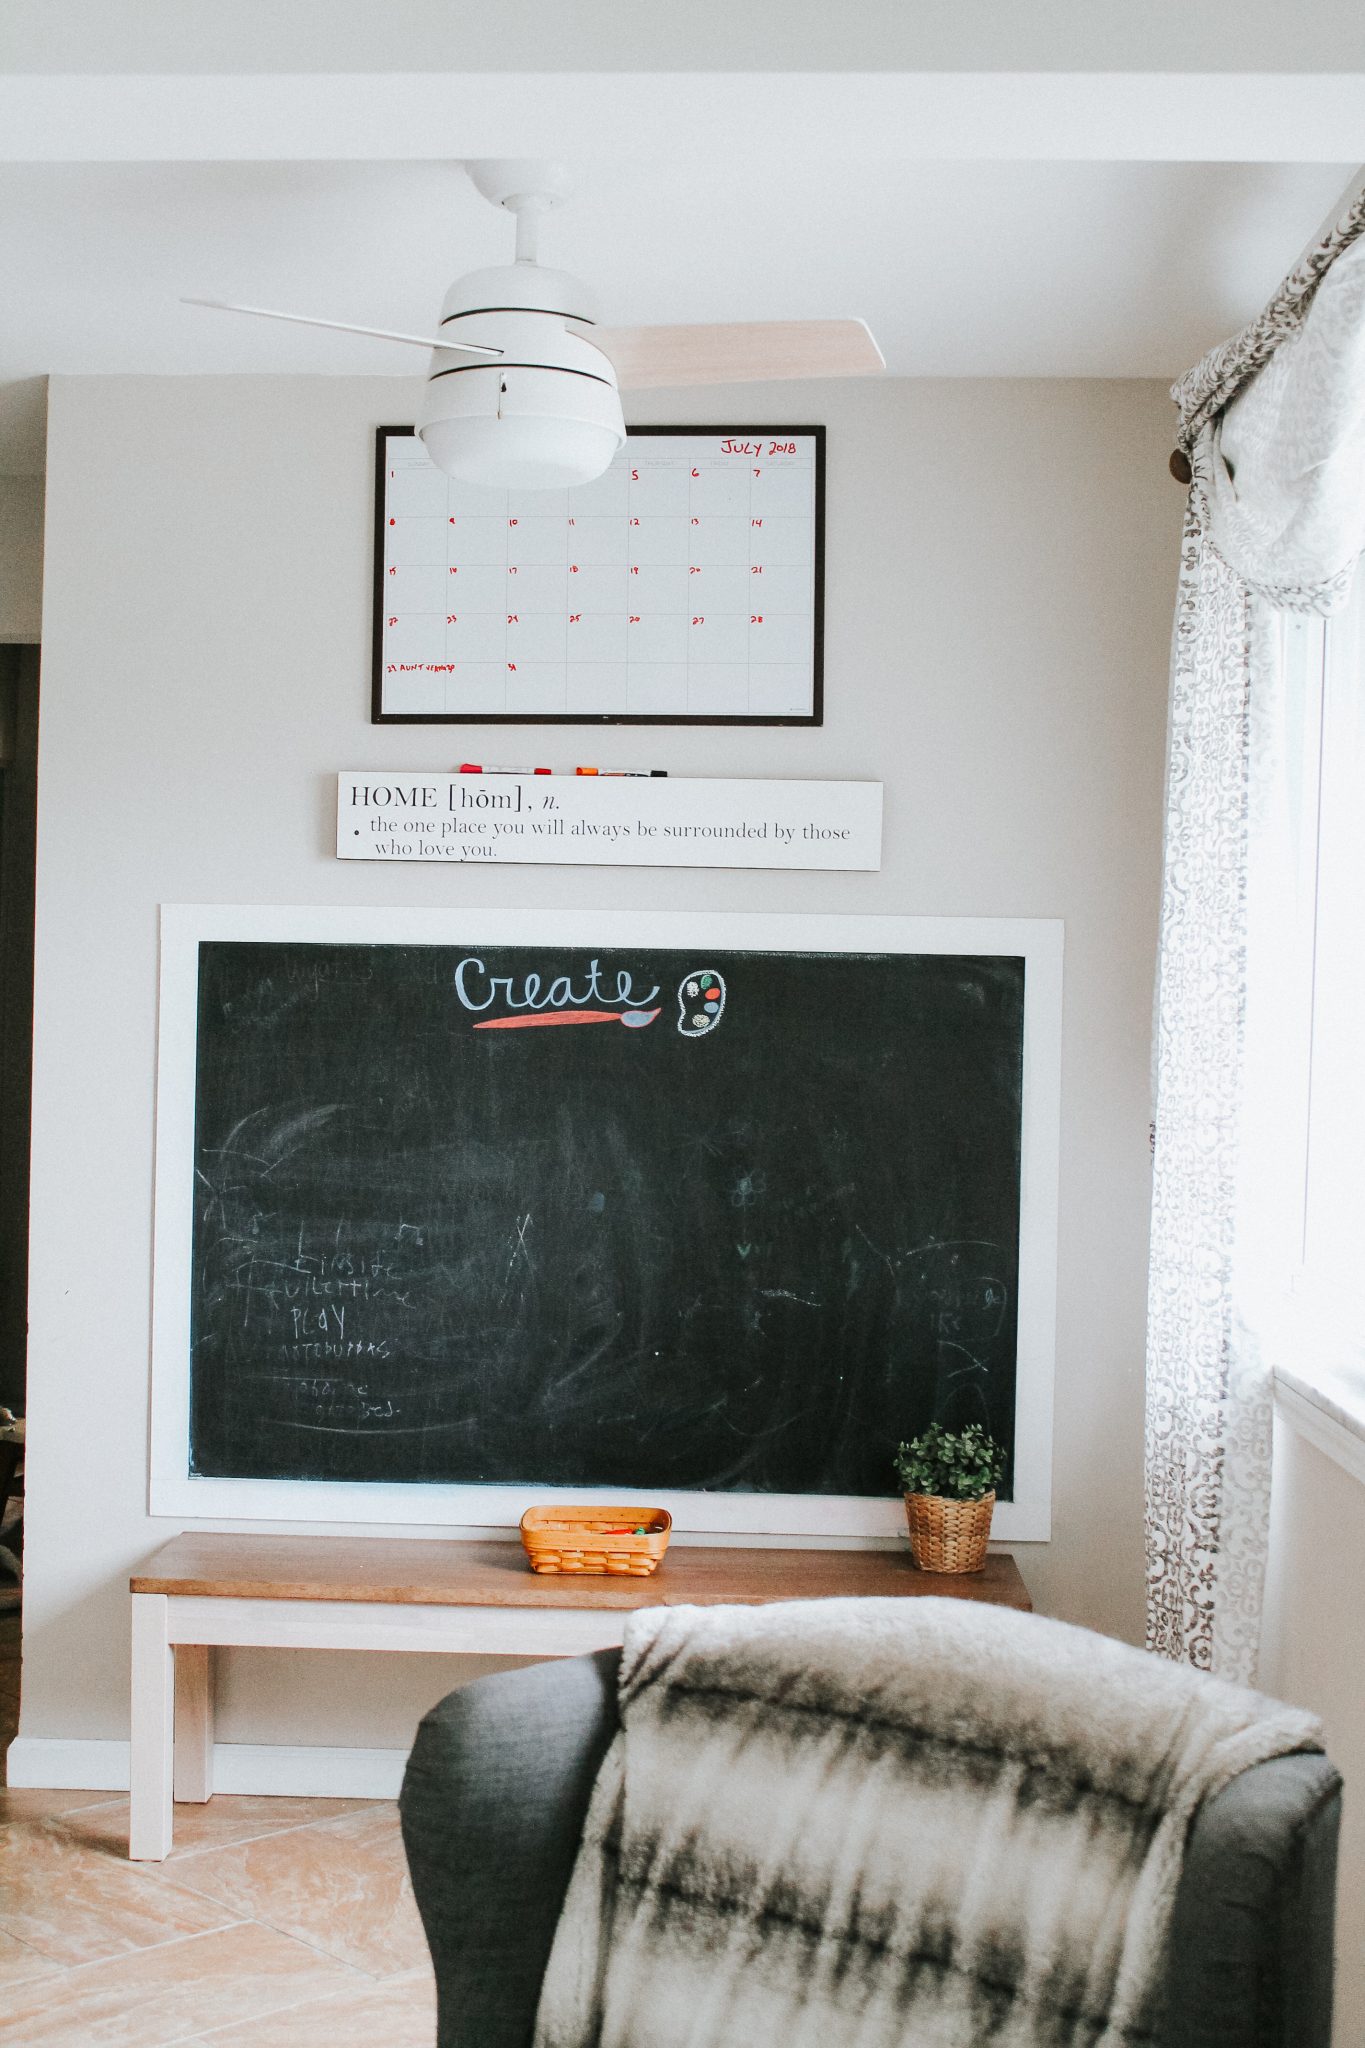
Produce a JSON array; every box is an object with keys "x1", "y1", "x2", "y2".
[{"x1": 1273, "y1": 1364, "x2": 1365, "y2": 1489}]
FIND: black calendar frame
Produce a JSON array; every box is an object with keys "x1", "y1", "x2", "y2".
[{"x1": 370, "y1": 422, "x2": 826, "y2": 727}]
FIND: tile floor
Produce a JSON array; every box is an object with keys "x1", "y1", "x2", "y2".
[
  {"x1": 0, "y1": 1618, "x2": 438, "y2": 2046},
  {"x1": 0, "y1": 1788, "x2": 437, "y2": 2046}
]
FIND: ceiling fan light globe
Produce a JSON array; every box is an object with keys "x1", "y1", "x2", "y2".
[
  {"x1": 418, "y1": 336, "x2": 624, "y2": 491},
  {"x1": 419, "y1": 413, "x2": 623, "y2": 492},
  {"x1": 417, "y1": 262, "x2": 623, "y2": 491}
]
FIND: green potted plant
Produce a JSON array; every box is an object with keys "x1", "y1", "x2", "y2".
[{"x1": 893, "y1": 1422, "x2": 1008, "y2": 1574}]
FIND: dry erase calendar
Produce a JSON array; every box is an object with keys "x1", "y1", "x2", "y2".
[{"x1": 372, "y1": 425, "x2": 825, "y2": 725}]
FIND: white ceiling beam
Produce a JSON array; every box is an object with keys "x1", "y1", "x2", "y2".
[
  {"x1": 7, "y1": 1, "x2": 1365, "y2": 76},
  {"x1": 2, "y1": 74, "x2": 1364, "y2": 165}
]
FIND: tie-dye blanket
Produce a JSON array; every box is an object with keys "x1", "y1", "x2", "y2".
[{"x1": 532, "y1": 1596, "x2": 1319, "y2": 2048}]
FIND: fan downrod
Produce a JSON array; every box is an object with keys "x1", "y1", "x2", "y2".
[{"x1": 468, "y1": 159, "x2": 573, "y2": 261}]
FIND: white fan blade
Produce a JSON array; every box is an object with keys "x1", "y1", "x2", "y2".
[
  {"x1": 582, "y1": 319, "x2": 884, "y2": 389},
  {"x1": 181, "y1": 298, "x2": 502, "y2": 358}
]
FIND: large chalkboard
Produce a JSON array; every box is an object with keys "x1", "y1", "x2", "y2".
[{"x1": 184, "y1": 935, "x2": 1026, "y2": 1503}]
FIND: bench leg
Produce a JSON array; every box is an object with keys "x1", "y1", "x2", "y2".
[
  {"x1": 175, "y1": 1644, "x2": 214, "y2": 1803},
  {"x1": 130, "y1": 1593, "x2": 174, "y2": 1860}
]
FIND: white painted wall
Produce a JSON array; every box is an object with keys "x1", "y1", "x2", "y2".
[
  {"x1": 0, "y1": 475, "x2": 43, "y2": 642},
  {"x1": 1261, "y1": 1420, "x2": 1365, "y2": 2048},
  {"x1": 19, "y1": 371, "x2": 1176, "y2": 1758}
]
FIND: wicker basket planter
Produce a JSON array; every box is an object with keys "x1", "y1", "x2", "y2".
[
  {"x1": 520, "y1": 1504, "x2": 672, "y2": 1576},
  {"x1": 903, "y1": 1490, "x2": 995, "y2": 1574}
]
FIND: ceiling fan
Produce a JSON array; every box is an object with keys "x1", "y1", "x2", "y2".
[{"x1": 184, "y1": 159, "x2": 885, "y2": 491}]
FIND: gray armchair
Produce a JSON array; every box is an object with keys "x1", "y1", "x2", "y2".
[{"x1": 400, "y1": 1648, "x2": 1341, "y2": 2048}]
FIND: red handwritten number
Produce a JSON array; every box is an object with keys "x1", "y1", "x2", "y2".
[
  {"x1": 629, "y1": 614, "x2": 640, "y2": 623},
  {"x1": 508, "y1": 518, "x2": 518, "y2": 527},
  {"x1": 568, "y1": 517, "x2": 576, "y2": 526},
  {"x1": 570, "y1": 564, "x2": 580, "y2": 574},
  {"x1": 507, "y1": 614, "x2": 519, "y2": 624},
  {"x1": 690, "y1": 517, "x2": 700, "y2": 526},
  {"x1": 447, "y1": 614, "x2": 458, "y2": 624},
  {"x1": 629, "y1": 517, "x2": 640, "y2": 526},
  {"x1": 631, "y1": 467, "x2": 639, "y2": 481},
  {"x1": 388, "y1": 517, "x2": 396, "y2": 527},
  {"x1": 692, "y1": 615, "x2": 705, "y2": 626},
  {"x1": 751, "y1": 614, "x2": 764, "y2": 624},
  {"x1": 691, "y1": 467, "x2": 700, "y2": 478},
  {"x1": 570, "y1": 613, "x2": 582, "y2": 623},
  {"x1": 751, "y1": 565, "x2": 763, "y2": 575},
  {"x1": 751, "y1": 518, "x2": 763, "y2": 527},
  {"x1": 508, "y1": 566, "x2": 518, "y2": 575},
  {"x1": 690, "y1": 566, "x2": 701, "y2": 576},
  {"x1": 630, "y1": 566, "x2": 639, "y2": 576},
  {"x1": 448, "y1": 566, "x2": 458, "y2": 575},
  {"x1": 753, "y1": 467, "x2": 761, "y2": 476},
  {"x1": 388, "y1": 566, "x2": 397, "y2": 577},
  {"x1": 388, "y1": 615, "x2": 397, "y2": 626},
  {"x1": 508, "y1": 663, "x2": 517, "y2": 672},
  {"x1": 449, "y1": 516, "x2": 457, "y2": 525}
]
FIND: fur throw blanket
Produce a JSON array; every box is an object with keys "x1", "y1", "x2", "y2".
[{"x1": 532, "y1": 1596, "x2": 1320, "y2": 2048}]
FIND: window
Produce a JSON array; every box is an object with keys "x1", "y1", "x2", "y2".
[
  {"x1": 1268, "y1": 569, "x2": 1365, "y2": 1418},
  {"x1": 1301, "y1": 583, "x2": 1365, "y2": 1300}
]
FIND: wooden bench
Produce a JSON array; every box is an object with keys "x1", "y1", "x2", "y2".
[{"x1": 130, "y1": 1532, "x2": 1031, "y2": 1860}]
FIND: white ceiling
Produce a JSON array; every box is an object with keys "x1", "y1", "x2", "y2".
[{"x1": 0, "y1": 156, "x2": 1353, "y2": 474}]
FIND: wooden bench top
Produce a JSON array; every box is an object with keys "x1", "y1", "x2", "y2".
[{"x1": 133, "y1": 1533, "x2": 1030, "y2": 1612}]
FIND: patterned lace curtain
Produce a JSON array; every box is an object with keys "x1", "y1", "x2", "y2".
[{"x1": 1146, "y1": 183, "x2": 1365, "y2": 1680}]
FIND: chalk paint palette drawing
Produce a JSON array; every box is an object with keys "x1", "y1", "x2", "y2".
[{"x1": 678, "y1": 970, "x2": 726, "y2": 1037}]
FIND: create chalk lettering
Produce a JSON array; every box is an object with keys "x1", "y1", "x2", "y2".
[{"x1": 452, "y1": 956, "x2": 662, "y2": 1015}]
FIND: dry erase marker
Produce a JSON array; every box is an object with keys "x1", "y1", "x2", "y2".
[{"x1": 575, "y1": 765, "x2": 599, "y2": 776}]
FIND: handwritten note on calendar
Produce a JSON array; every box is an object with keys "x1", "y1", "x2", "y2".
[{"x1": 371, "y1": 425, "x2": 825, "y2": 725}]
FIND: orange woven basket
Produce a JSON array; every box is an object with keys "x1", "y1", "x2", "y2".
[
  {"x1": 519, "y1": 1504, "x2": 673, "y2": 1577},
  {"x1": 903, "y1": 1491, "x2": 995, "y2": 1574}
]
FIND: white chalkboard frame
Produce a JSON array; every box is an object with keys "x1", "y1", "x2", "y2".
[{"x1": 151, "y1": 905, "x2": 1061, "y2": 1542}]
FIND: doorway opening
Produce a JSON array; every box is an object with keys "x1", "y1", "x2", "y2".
[{"x1": 0, "y1": 642, "x2": 37, "y2": 1760}]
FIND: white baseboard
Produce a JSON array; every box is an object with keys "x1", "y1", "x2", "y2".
[
  {"x1": 5, "y1": 1738, "x2": 128, "y2": 1793},
  {"x1": 5, "y1": 1737, "x2": 409, "y2": 1800}
]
